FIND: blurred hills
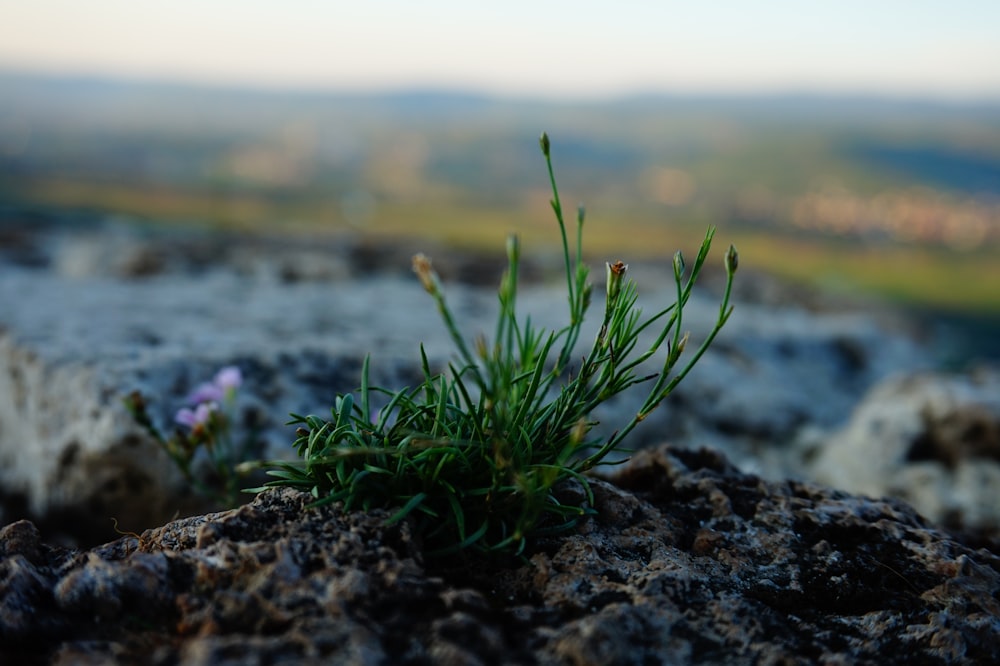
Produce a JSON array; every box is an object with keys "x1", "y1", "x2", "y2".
[{"x1": 1, "y1": 70, "x2": 999, "y2": 360}]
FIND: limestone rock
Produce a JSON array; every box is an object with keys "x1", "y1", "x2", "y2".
[
  {"x1": 1, "y1": 445, "x2": 996, "y2": 665},
  {"x1": 810, "y1": 368, "x2": 1000, "y2": 540}
]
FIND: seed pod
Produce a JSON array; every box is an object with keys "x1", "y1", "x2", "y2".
[
  {"x1": 725, "y1": 244, "x2": 739, "y2": 275},
  {"x1": 606, "y1": 260, "x2": 628, "y2": 303}
]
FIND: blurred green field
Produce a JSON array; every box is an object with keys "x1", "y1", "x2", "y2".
[
  {"x1": 8, "y1": 177, "x2": 998, "y2": 316},
  {"x1": 2, "y1": 73, "x2": 999, "y2": 319}
]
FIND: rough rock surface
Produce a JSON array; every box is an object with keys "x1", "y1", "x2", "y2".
[
  {"x1": 809, "y1": 368, "x2": 1000, "y2": 540},
  {"x1": 1, "y1": 444, "x2": 997, "y2": 665},
  {"x1": 0, "y1": 219, "x2": 925, "y2": 544}
]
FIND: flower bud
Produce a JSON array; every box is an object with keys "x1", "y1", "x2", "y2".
[
  {"x1": 673, "y1": 251, "x2": 685, "y2": 279},
  {"x1": 725, "y1": 244, "x2": 739, "y2": 275},
  {"x1": 539, "y1": 132, "x2": 551, "y2": 157},
  {"x1": 506, "y1": 234, "x2": 520, "y2": 264},
  {"x1": 124, "y1": 390, "x2": 146, "y2": 413},
  {"x1": 606, "y1": 260, "x2": 628, "y2": 303},
  {"x1": 412, "y1": 253, "x2": 439, "y2": 294},
  {"x1": 677, "y1": 331, "x2": 689, "y2": 354}
]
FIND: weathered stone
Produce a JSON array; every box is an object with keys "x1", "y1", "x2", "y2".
[
  {"x1": 810, "y1": 368, "x2": 1000, "y2": 540},
  {"x1": 1, "y1": 445, "x2": 996, "y2": 664}
]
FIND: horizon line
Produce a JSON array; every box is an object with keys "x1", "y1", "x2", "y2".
[{"x1": 3, "y1": 65, "x2": 1000, "y2": 108}]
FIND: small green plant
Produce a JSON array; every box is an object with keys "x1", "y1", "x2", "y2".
[
  {"x1": 263, "y1": 133, "x2": 737, "y2": 556},
  {"x1": 124, "y1": 366, "x2": 256, "y2": 508}
]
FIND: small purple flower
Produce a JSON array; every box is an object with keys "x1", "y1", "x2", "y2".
[
  {"x1": 175, "y1": 402, "x2": 217, "y2": 429},
  {"x1": 187, "y1": 382, "x2": 224, "y2": 405},
  {"x1": 186, "y1": 366, "x2": 242, "y2": 405},
  {"x1": 214, "y1": 366, "x2": 242, "y2": 393}
]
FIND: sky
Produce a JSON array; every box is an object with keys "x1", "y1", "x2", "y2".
[{"x1": 1, "y1": 0, "x2": 999, "y2": 100}]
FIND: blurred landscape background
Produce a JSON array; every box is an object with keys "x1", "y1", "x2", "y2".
[{"x1": 1, "y1": 2, "x2": 999, "y2": 362}]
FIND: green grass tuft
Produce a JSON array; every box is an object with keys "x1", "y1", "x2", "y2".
[{"x1": 260, "y1": 134, "x2": 737, "y2": 555}]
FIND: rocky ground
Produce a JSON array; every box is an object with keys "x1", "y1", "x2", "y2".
[
  {"x1": 1, "y1": 214, "x2": 999, "y2": 663},
  {"x1": 2, "y1": 446, "x2": 998, "y2": 664}
]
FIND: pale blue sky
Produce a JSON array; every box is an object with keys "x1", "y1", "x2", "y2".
[{"x1": 1, "y1": 0, "x2": 998, "y2": 99}]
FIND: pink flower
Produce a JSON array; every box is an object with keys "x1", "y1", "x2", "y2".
[
  {"x1": 186, "y1": 366, "x2": 242, "y2": 405},
  {"x1": 187, "y1": 383, "x2": 224, "y2": 405},
  {"x1": 215, "y1": 366, "x2": 242, "y2": 391},
  {"x1": 175, "y1": 402, "x2": 217, "y2": 429}
]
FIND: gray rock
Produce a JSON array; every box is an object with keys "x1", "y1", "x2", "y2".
[
  {"x1": 642, "y1": 296, "x2": 923, "y2": 476},
  {"x1": 1, "y1": 445, "x2": 997, "y2": 664},
  {"x1": 0, "y1": 266, "x2": 462, "y2": 540},
  {"x1": 809, "y1": 368, "x2": 1000, "y2": 538}
]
